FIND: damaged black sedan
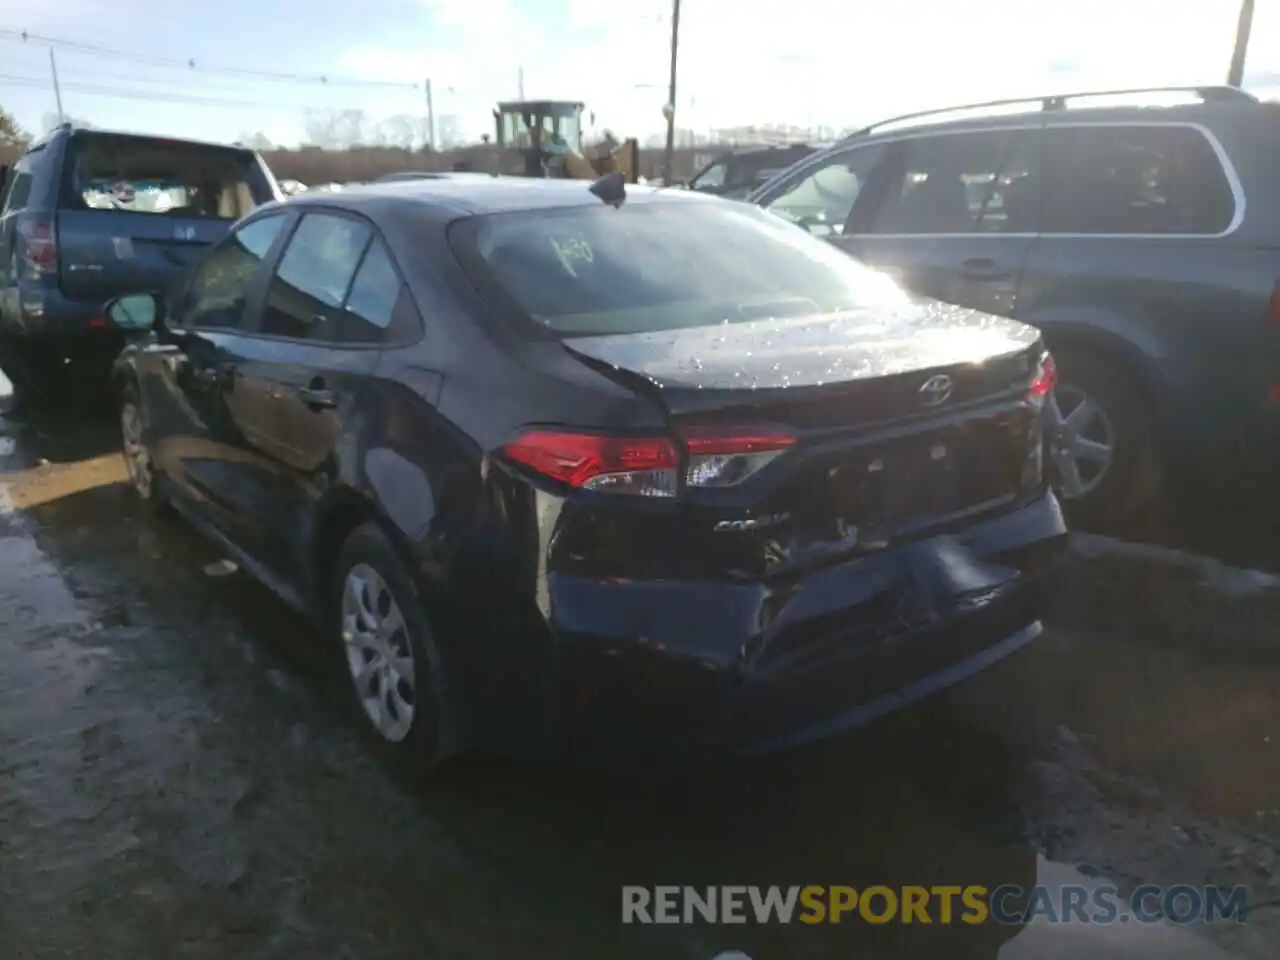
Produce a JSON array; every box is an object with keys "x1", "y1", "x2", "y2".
[{"x1": 106, "y1": 176, "x2": 1067, "y2": 770}]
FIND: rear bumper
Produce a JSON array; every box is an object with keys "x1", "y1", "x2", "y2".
[
  {"x1": 0, "y1": 282, "x2": 124, "y2": 347},
  {"x1": 548, "y1": 492, "x2": 1067, "y2": 764}
]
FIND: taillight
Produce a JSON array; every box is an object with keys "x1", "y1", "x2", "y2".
[
  {"x1": 1026, "y1": 351, "x2": 1056, "y2": 409},
  {"x1": 1023, "y1": 350, "x2": 1056, "y2": 492},
  {"x1": 18, "y1": 217, "x2": 58, "y2": 277},
  {"x1": 680, "y1": 426, "x2": 795, "y2": 488},
  {"x1": 1268, "y1": 282, "x2": 1280, "y2": 327},
  {"x1": 501, "y1": 426, "x2": 795, "y2": 497},
  {"x1": 502, "y1": 431, "x2": 681, "y2": 497}
]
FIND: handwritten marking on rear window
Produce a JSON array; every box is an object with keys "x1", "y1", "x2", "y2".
[{"x1": 550, "y1": 235, "x2": 593, "y2": 276}]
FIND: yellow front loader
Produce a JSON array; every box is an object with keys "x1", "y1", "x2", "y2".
[{"x1": 491, "y1": 100, "x2": 640, "y2": 183}]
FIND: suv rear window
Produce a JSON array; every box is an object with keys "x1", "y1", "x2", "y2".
[
  {"x1": 449, "y1": 200, "x2": 901, "y2": 337},
  {"x1": 61, "y1": 134, "x2": 271, "y2": 219}
]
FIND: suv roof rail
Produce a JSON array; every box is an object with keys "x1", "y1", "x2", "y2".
[{"x1": 845, "y1": 85, "x2": 1260, "y2": 139}]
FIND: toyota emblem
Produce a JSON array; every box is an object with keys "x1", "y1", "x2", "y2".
[{"x1": 918, "y1": 374, "x2": 954, "y2": 407}]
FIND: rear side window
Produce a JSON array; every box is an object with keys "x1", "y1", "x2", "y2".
[
  {"x1": 1, "y1": 150, "x2": 41, "y2": 214},
  {"x1": 339, "y1": 239, "x2": 417, "y2": 344},
  {"x1": 261, "y1": 212, "x2": 371, "y2": 340},
  {"x1": 871, "y1": 129, "x2": 1040, "y2": 235},
  {"x1": 1042, "y1": 125, "x2": 1236, "y2": 235},
  {"x1": 1, "y1": 170, "x2": 33, "y2": 213},
  {"x1": 61, "y1": 134, "x2": 268, "y2": 219}
]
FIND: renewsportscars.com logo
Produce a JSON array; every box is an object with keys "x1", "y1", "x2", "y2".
[{"x1": 621, "y1": 884, "x2": 1250, "y2": 926}]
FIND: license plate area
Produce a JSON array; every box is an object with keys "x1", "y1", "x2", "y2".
[{"x1": 824, "y1": 416, "x2": 1023, "y2": 539}]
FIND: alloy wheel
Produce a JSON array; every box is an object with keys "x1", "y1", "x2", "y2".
[
  {"x1": 340, "y1": 563, "x2": 417, "y2": 743},
  {"x1": 120, "y1": 400, "x2": 154, "y2": 500},
  {"x1": 1046, "y1": 384, "x2": 1116, "y2": 500}
]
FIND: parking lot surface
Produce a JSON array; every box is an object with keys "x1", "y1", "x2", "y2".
[{"x1": 1, "y1": 406, "x2": 1278, "y2": 959}]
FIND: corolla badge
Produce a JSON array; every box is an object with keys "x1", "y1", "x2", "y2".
[{"x1": 918, "y1": 374, "x2": 954, "y2": 407}]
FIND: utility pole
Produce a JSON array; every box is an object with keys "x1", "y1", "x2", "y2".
[
  {"x1": 424, "y1": 78, "x2": 435, "y2": 150},
  {"x1": 49, "y1": 49, "x2": 64, "y2": 123},
  {"x1": 662, "y1": 0, "x2": 682, "y2": 185},
  {"x1": 1228, "y1": 0, "x2": 1255, "y2": 87},
  {"x1": 518, "y1": 66, "x2": 525, "y2": 99}
]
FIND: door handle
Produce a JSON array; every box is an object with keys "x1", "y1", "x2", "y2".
[
  {"x1": 298, "y1": 385, "x2": 337, "y2": 410},
  {"x1": 959, "y1": 258, "x2": 1012, "y2": 281}
]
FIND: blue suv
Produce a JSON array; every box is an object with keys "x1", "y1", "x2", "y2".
[
  {"x1": 0, "y1": 123, "x2": 281, "y2": 404},
  {"x1": 750, "y1": 85, "x2": 1280, "y2": 523}
]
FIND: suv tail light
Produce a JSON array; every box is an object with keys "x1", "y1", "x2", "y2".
[
  {"x1": 501, "y1": 427, "x2": 796, "y2": 498},
  {"x1": 18, "y1": 216, "x2": 58, "y2": 277},
  {"x1": 1268, "y1": 282, "x2": 1280, "y2": 327},
  {"x1": 1026, "y1": 351, "x2": 1057, "y2": 409}
]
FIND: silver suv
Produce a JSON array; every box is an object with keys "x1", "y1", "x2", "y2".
[{"x1": 750, "y1": 85, "x2": 1280, "y2": 523}]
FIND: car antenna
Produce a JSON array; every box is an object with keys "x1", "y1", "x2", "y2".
[{"x1": 588, "y1": 171, "x2": 626, "y2": 208}]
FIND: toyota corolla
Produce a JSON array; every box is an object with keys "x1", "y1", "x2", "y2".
[{"x1": 107, "y1": 176, "x2": 1067, "y2": 771}]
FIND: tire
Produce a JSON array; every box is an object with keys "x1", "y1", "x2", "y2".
[
  {"x1": 0, "y1": 338, "x2": 53, "y2": 409},
  {"x1": 331, "y1": 521, "x2": 457, "y2": 776},
  {"x1": 119, "y1": 380, "x2": 165, "y2": 510},
  {"x1": 1047, "y1": 345, "x2": 1161, "y2": 526}
]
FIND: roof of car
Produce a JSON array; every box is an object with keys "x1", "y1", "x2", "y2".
[
  {"x1": 373, "y1": 171, "x2": 500, "y2": 182},
  {"x1": 837, "y1": 85, "x2": 1264, "y2": 143},
  {"x1": 844, "y1": 101, "x2": 1256, "y2": 142},
  {"x1": 52, "y1": 123, "x2": 254, "y2": 152},
  {"x1": 286, "y1": 176, "x2": 706, "y2": 219}
]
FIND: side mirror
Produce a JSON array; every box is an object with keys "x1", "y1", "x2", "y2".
[{"x1": 105, "y1": 292, "x2": 164, "y2": 332}]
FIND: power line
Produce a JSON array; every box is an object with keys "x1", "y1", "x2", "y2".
[
  {"x1": 0, "y1": 56, "x2": 432, "y2": 102},
  {"x1": 0, "y1": 28, "x2": 420, "y2": 90},
  {"x1": 0, "y1": 58, "x2": 381, "y2": 96},
  {"x1": 2, "y1": 49, "x2": 477, "y2": 102},
  {"x1": 0, "y1": 72, "x2": 393, "y2": 112}
]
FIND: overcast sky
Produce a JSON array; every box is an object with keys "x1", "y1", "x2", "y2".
[{"x1": 1, "y1": 0, "x2": 1278, "y2": 146}]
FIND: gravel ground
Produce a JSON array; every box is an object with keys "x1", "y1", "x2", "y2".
[{"x1": 0, "y1": 404, "x2": 1276, "y2": 959}]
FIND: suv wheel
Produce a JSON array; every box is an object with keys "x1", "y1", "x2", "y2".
[
  {"x1": 120, "y1": 383, "x2": 161, "y2": 505},
  {"x1": 1046, "y1": 346, "x2": 1161, "y2": 525},
  {"x1": 333, "y1": 522, "x2": 456, "y2": 774}
]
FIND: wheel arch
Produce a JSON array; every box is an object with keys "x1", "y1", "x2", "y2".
[
  {"x1": 309, "y1": 484, "x2": 446, "y2": 607},
  {"x1": 1022, "y1": 305, "x2": 1172, "y2": 438},
  {"x1": 309, "y1": 485, "x2": 468, "y2": 758}
]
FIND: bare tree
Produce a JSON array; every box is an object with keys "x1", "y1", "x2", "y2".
[
  {"x1": 303, "y1": 109, "x2": 368, "y2": 149},
  {"x1": 371, "y1": 114, "x2": 419, "y2": 150},
  {"x1": 42, "y1": 112, "x2": 93, "y2": 133},
  {"x1": 1, "y1": 106, "x2": 28, "y2": 167},
  {"x1": 1, "y1": 106, "x2": 29, "y2": 147},
  {"x1": 239, "y1": 131, "x2": 275, "y2": 151}
]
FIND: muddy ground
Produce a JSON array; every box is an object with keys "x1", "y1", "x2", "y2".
[{"x1": 1, "y1": 401, "x2": 1278, "y2": 959}]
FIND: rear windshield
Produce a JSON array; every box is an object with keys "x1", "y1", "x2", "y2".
[
  {"x1": 449, "y1": 200, "x2": 899, "y2": 337},
  {"x1": 61, "y1": 134, "x2": 273, "y2": 219}
]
